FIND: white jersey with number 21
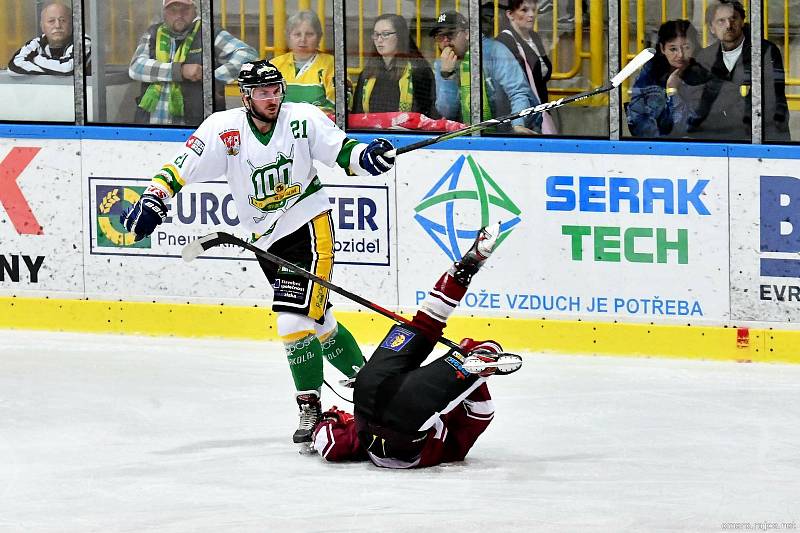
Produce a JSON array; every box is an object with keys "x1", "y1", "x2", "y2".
[{"x1": 149, "y1": 102, "x2": 358, "y2": 248}]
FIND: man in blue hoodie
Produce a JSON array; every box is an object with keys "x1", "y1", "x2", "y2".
[{"x1": 430, "y1": 11, "x2": 541, "y2": 134}]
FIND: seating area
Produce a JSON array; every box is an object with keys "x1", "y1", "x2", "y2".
[{"x1": 1, "y1": 0, "x2": 799, "y2": 141}]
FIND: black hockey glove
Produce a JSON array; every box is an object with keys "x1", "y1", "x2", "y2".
[
  {"x1": 359, "y1": 137, "x2": 395, "y2": 176},
  {"x1": 120, "y1": 192, "x2": 167, "y2": 242}
]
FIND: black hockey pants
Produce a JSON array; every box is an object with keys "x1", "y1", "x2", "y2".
[{"x1": 353, "y1": 324, "x2": 480, "y2": 449}]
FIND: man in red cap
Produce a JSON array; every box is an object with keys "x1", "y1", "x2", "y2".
[{"x1": 129, "y1": 0, "x2": 258, "y2": 125}]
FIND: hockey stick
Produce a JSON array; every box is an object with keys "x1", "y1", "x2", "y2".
[
  {"x1": 385, "y1": 47, "x2": 655, "y2": 157},
  {"x1": 182, "y1": 232, "x2": 465, "y2": 352}
]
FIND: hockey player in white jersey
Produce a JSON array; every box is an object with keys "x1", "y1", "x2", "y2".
[{"x1": 120, "y1": 59, "x2": 396, "y2": 447}]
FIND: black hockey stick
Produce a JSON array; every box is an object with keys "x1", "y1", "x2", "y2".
[
  {"x1": 182, "y1": 232, "x2": 465, "y2": 352},
  {"x1": 385, "y1": 47, "x2": 655, "y2": 157}
]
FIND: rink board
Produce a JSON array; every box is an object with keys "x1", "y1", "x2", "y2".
[
  {"x1": 0, "y1": 140, "x2": 84, "y2": 295},
  {"x1": 2, "y1": 132, "x2": 800, "y2": 362},
  {"x1": 79, "y1": 139, "x2": 396, "y2": 305},
  {"x1": 729, "y1": 154, "x2": 800, "y2": 322},
  {"x1": 396, "y1": 150, "x2": 729, "y2": 322}
]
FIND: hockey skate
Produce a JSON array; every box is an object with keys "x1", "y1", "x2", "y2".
[
  {"x1": 293, "y1": 392, "x2": 322, "y2": 454},
  {"x1": 451, "y1": 222, "x2": 501, "y2": 285},
  {"x1": 460, "y1": 338, "x2": 523, "y2": 377},
  {"x1": 464, "y1": 222, "x2": 500, "y2": 265}
]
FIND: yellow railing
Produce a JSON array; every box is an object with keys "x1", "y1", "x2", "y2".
[
  {"x1": 0, "y1": 0, "x2": 7, "y2": 68},
  {"x1": 0, "y1": 0, "x2": 603, "y2": 103},
  {"x1": 545, "y1": 0, "x2": 604, "y2": 90},
  {"x1": 219, "y1": 0, "x2": 327, "y2": 57},
  {"x1": 621, "y1": 0, "x2": 751, "y2": 59},
  {"x1": 0, "y1": 0, "x2": 599, "y2": 100},
  {"x1": 762, "y1": 0, "x2": 800, "y2": 101},
  {"x1": 0, "y1": 0, "x2": 28, "y2": 70}
]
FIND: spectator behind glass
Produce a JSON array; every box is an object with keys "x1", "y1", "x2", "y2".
[
  {"x1": 7, "y1": 2, "x2": 91, "y2": 76},
  {"x1": 271, "y1": 11, "x2": 336, "y2": 116},
  {"x1": 496, "y1": 0, "x2": 556, "y2": 133},
  {"x1": 685, "y1": 0, "x2": 789, "y2": 140},
  {"x1": 351, "y1": 14, "x2": 437, "y2": 118},
  {"x1": 129, "y1": 0, "x2": 257, "y2": 126},
  {"x1": 431, "y1": 11, "x2": 540, "y2": 135},
  {"x1": 627, "y1": 19, "x2": 701, "y2": 138}
]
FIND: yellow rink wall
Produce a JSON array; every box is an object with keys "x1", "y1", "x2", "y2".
[{"x1": 3, "y1": 297, "x2": 798, "y2": 365}]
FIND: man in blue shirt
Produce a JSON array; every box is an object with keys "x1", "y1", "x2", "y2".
[{"x1": 430, "y1": 11, "x2": 540, "y2": 134}]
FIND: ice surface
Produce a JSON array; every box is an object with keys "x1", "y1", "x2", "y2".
[{"x1": 1, "y1": 330, "x2": 798, "y2": 532}]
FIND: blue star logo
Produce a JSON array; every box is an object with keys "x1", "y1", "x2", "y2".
[{"x1": 414, "y1": 155, "x2": 522, "y2": 261}]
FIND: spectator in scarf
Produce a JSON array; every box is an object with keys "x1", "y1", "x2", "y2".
[{"x1": 129, "y1": 0, "x2": 257, "y2": 126}]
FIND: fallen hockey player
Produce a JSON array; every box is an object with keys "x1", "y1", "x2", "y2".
[{"x1": 312, "y1": 223, "x2": 523, "y2": 468}]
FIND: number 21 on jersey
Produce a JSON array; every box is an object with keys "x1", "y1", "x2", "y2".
[{"x1": 290, "y1": 119, "x2": 308, "y2": 139}]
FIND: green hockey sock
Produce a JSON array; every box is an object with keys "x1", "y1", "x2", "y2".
[
  {"x1": 283, "y1": 333, "x2": 324, "y2": 393},
  {"x1": 321, "y1": 322, "x2": 365, "y2": 378}
]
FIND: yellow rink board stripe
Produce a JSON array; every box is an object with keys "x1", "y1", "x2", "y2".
[{"x1": 1, "y1": 297, "x2": 798, "y2": 364}]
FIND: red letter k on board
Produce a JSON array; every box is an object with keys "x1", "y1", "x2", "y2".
[{"x1": 0, "y1": 147, "x2": 43, "y2": 235}]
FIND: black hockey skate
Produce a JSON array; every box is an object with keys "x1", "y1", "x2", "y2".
[
  {"x1": 451, "y1": 222, "x2": 501, "y2": 285},
  {"x1": 293, "y1": 392, "x2": 322, "y2": 453}
]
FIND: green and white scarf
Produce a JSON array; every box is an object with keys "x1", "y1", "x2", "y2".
[{"x1": 138, "y1": 19, "x2": 201, "y2": 117}]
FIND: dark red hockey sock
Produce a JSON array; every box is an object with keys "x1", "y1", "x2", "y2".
[{"x1": 413, "y1": 272, "x2": 468, "y2": 341}]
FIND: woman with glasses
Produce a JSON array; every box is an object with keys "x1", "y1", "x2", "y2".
[
  {"x1": 351, "y1": 14, "x2": 438, "y2": 120},
  {"x1": 495, "y1": 0, "x2": 556, "y2": 133},
  {"x1": 271, "y1": 11, "x2": 336, "y2": 117}
]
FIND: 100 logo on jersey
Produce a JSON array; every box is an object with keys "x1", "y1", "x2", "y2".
[{"x1": 247, "y1": 148, "x2": 301, "y2": 212}]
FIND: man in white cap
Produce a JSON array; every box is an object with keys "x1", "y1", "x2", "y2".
[{"x1": 129, "y1": 0, "x2": 257, "y2": 125}]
